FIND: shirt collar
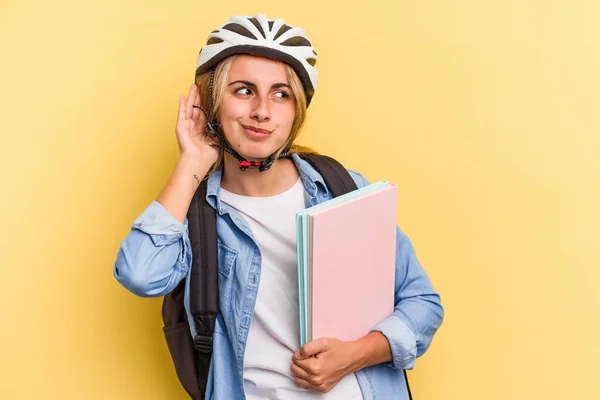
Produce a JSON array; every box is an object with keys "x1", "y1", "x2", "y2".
[{"x1": 205, "y1": 153, "x2": 328, "y2": 214}]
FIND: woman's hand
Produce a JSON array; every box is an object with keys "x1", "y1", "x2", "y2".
[
  {"x1": 290, "y1": 338, "x2": 363, "y2": 393},
  {"x1": 175, "y1": 83, "x2": 219, "y2": 165}
]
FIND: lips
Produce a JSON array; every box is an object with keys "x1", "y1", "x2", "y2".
[{"x1": 241, "y1": 124, "x2": 272, "y2": 139}]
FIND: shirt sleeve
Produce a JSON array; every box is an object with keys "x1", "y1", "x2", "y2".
[
  {"x1": 113, "y1": 200, "x2": 192, "y2": 297},
  {"x1": 347, "y1": 169, "x2": 445, "y2": 370}
]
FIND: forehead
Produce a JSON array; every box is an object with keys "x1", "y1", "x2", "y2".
[{"x1": 228, "y1": 54, "x2": 288, "y2": 84}]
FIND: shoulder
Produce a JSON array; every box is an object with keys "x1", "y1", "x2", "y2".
[
  {"x1": 346, "y1": 169, "x2": 370, "y2": 189},
  {"x1": 291, "y1": 153, "x2": 370, "y2": 189}
]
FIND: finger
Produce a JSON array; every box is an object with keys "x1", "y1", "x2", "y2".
[
  {"x1": 295, "y1": 378, "x2": 326, "y2": 394},
  {"x1": 290, "y1": 363, "x2": 311, "y2": 381},
  {"x1": 292, "y1": 356, "x2": 319, "y2": 375},
  {"x1": 191, "y1": 91, "x2": 201, "y2": 117},
  {"x1": 186, "y1": 84, "x2": 196, "y2": 120},
  {"x1": 295, "y1": 338, "x2": 329, "y2": 360},
  {"x1": 291, "y1": 363, "x2": 326, "y2": 387},
  {"x1": 293, "y1": 376, "x2": 315, "y2": 391},
  {"x1": 177, "y1": 95, "x2": 187, "y2": 122}
]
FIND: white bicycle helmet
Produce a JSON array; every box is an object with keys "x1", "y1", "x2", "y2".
[{"x1": 195, "y1": 14, "x2": 318, "y2": 106}]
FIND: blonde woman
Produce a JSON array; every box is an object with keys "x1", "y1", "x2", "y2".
[{"x1": 114, "y1": 14, "x2": 444, "y2": 400}]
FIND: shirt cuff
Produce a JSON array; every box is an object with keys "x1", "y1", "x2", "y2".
[
  {"x1": 131, "y1": 200, "x2": 187, "y2": 245},
  {"x1": 370, "y1": 315, "x2": 417, "y2": 370}
]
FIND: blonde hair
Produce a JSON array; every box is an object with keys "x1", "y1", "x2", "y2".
[{"x1": 194, "y1": 55, "x2": 317, "y2": 177}]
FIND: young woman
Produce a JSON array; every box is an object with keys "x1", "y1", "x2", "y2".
[{"x1": 114, "y1": 14, "x2": 444, "y2": 400}]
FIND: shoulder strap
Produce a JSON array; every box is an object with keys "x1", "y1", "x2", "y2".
[
  {"x1": 187, "y1": 179, "x2": 219, "y2": 396},
  {"x1": 188, "y1": 178, "x2": 219, "y2": 341},
  {"x1": 297, "y1": 154, "x2": 358, "y2": 196}
]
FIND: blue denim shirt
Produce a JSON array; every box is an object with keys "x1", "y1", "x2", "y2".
[{"x1": 114, "y1": 153, "x2": 444, "y2": 400}]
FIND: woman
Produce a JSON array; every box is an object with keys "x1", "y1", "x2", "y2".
[{"x1": 114, "y1": 14, "x2": 444, "y2": 399}]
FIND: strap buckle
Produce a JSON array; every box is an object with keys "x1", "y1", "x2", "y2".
[{"x1": 194, "y1": 334, "x2": 213, "y2": 353}]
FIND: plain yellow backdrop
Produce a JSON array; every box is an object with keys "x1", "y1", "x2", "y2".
[{"x1": 1, "y1": 0, "x2": 599, "y2": 399}]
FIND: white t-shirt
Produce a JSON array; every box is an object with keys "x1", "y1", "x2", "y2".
[{"x1": 219, "y1": 177, "x2": 363, "y2": 400}]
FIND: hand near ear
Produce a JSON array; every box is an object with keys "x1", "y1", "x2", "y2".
[{"x1": 176, "y1": 83, "x2": 218, "y2": 164}]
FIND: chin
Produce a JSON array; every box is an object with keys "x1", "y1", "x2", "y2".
[
  {"x1": 239, "y1": 147, "x2": 278, "y2": 161},
  {"x1": 232, "y1": 140, "x2": 284, "y2": 161}
]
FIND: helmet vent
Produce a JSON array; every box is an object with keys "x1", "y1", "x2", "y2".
[
  {"x1": 247, "y1": 18, "x2": 266, "y2": 39},
  {"x1": 207, "y1": 37, "x2": 224, "y2": 45},
  {"x1": 222, "y1": 23, "x2": 257, "y2": 39},
  {"x1": 280, "y1": 37, "x2": 312, "y2": 47},
  {"x1": 273, "y1": 24, "x2": 292, "y2": 40}
]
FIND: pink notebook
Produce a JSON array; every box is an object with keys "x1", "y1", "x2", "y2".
[{"x1": 306, "y1": 184, "x2": 397, "y2": 343}]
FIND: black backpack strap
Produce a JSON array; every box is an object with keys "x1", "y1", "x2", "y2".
[
  {"x1": 298, "y1": 154, "x2": 358, "y2": 196},
  {"x1": 188, "y1": 179, "x2": 219, "y2": 397},
  {"x1": 161, "y1": 279, "x2": 203, "y2": 399},
  {"x1": 161, "y1": 178, "x2": 217, "y2": 400}
]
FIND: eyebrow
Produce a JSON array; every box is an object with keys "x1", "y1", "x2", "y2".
[{"x1": 228, "y1": 80, "x2": 291, "y2": 90}]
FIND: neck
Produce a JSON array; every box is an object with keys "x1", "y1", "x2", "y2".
[{"x1": 220, "y1": 153, "x2": 299, "y2": 197}]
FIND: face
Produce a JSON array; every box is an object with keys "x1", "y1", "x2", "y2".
[{"x1": 218, "y1": 55, "x2": 296, "y2": 161}]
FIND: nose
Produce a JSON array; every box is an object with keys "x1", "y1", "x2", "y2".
[{"x1": 250, "y1": 94, "x2": 270, "y2": 123}]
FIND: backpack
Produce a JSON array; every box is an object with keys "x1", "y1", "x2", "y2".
[{"x1": 160, "y1": 154, "x2": 412, "y2": 399}]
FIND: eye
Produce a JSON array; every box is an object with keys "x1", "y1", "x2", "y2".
[
  {"x1": 274, "y1": 91, "x2": 290, "y2": 99},
  {"x1": 235, "y1": 87, "x2": 253, "y2": 96}
]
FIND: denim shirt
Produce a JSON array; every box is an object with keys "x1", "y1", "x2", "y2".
[{"x1": 114, "y1": 153, "x2": 444, "y2": 400}]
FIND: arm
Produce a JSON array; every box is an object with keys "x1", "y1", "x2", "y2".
[
  {"x1": 352, "y1": 331, "x2": 393, "y2": 369},
  {"x1": 369, "y1": 227, "x2": 444, "y2": 369},
  {"x1": 113, "y1": 156, "x2": 212, "y2": 297},
  {"x1": 114, "y1": 200, "x2": 189, "y2": 297},
  {"x1": 348, "y1": 169, "x2": 444, "y2": 370},
  {"x1": 156, "y1": 154, "x2": 212, "y2": 223},
  {"x1": 114, "y1": 84, "x2": 218, "y2": 297}
]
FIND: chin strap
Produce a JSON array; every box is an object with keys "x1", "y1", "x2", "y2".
[{"x1": 197, "y1": 69, "x2": 288, "y2": 172}]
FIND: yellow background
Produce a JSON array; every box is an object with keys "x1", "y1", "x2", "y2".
[{"x1": 1, "y1": 0, "x2": 598, "y2": 399}]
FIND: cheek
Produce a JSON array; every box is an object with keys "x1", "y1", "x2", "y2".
[
  {"x1": 219, "y1": 98, "x2": 246, "y2": 123},
  {"x1": 278, "y1": 106, "x2": 296, "y2": 131},
  {"x1": 217, "y1": 107, "x2": 238, "y2": 141}
]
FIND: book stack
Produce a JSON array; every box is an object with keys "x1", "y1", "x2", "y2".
[{"x1": 296, "y1": 181, "x2": 398, "y2": 346}]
